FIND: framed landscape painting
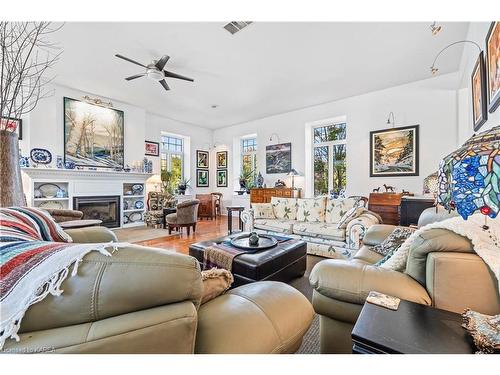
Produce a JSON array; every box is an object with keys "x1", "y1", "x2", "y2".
[
  {"x1": 216, "y1": 151, "x2": 228, "y2": 168},
  {"x1": 64, "y1": 97, "x2": 124, "y2": 168},
  {"x1": 471, "y1": 51, "x2": 488, "y2": 131},
  {"x1": 370, "y1": 125, "x2": 419, "y2": 177},
  {"x1": 197, "y1": 150, "x2": 209, "y2": 168},
  {"x1": 197, "y1": 169, "x2": 209, "y2": 187},
  {"x1": 266, "y1": 142, "x2": 292, "y2": 174},
  {"x1": 217, "y1": 169, "x2": 228, "y2": 187},
  {"x1": 486, "y1": 21, "x2": 500, "y2": 113}
]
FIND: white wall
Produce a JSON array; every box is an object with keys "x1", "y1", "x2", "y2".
[
  {"x1": 457, "y1": 22, "x2": 500, "y2": 144},
  {"x1": 21, "y1": 83, "x2": 214, "y2": 195},
  {"x1": 214, "y1": 73, "x2": 460, "y2": 199}
]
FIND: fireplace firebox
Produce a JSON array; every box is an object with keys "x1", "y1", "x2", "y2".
[{"x1": 73, "y1": 195, "x2": 121, "y2": 228}]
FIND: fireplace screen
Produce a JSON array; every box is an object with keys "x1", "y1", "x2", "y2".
[{"x1": 73, "y1": 195, "x2": 120, "y2": 228}]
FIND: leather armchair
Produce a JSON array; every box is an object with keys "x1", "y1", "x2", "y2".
[
  {"x1": 309, "y1": 208, "x2": 500, "y2": 353},
  {"x1": 2, "y1": 226, "x2": 313, "y2": 354}
]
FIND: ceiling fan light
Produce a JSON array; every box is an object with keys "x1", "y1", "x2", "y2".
[{"x1": 146, "y1": 68, "x2": 164, "y2": 81}]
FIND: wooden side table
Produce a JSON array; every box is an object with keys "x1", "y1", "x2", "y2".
[
  {"x1": 226, "y1": 206, "x2": 244, "y2": 234},
  {"x1": 351, "y1": 299, "x2": 475, "y2": 354}
]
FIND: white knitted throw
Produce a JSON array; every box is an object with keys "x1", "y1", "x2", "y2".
[{"x1": 380, "y1": 214, "x2": 500, "y2": 288}]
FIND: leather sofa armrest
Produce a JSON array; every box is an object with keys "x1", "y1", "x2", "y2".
[
  {"x1": 64, "y1": 226, "x2": 118, "y2": 243},
  {"x1": 426, "y1": 252, "x2": 500, "y2": 315},
  {"x1": 309, "y1": 259, "x2": 431, "y2": 306},
  {"x1": 19, "y1": 245, "x2": 203, "y2": 333},
  {"x1": 361, "y1": 224, "x2": 397, "y2": 247}
]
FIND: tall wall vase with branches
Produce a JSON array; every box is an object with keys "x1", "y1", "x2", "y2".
[{"x1": 0, "y1": 22, "x2": 62, "y2": 207}]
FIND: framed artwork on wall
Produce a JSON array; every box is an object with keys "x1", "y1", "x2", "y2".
[
  {"x1": 197, "y1": 150, "x2": 209, "y2": 168},
  {"x1": 145, "y1": 140, "x2": 159, "y2": 156},
  {"x1": 471, "y1": 51, "x2": 488, "y2": 131},
  {"x1": 1, "y1": 117, "x2": 22, "y2": 140},
  {"x1": 216, "y1": 169, "x2": 228, "y2": 187},
  {"x1": 369, "y1": 125, "x2": 419, "y2": 177},
  {"x1": 63, "y1": 97, "x2": 124, "y2": 168},
  {"x1": 197, "y1": 169, "x2": 209, "y2": 187},
  {"x1": 486, "y1": 21, "x2": 500, "y2": 113},
  {"x1": 266, "y1": 142, "x2": 292, "y2": 174},
  {"x1": 216, "y1": 151, "x2": 228, "y2": 168}
]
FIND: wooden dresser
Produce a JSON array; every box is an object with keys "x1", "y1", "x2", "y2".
[
  {"x1": 250, "y1": 188, "x2": 301, "y2": 204},
  {"x1": 368, "y1": 193, "x2": 402, "y2": 225}
]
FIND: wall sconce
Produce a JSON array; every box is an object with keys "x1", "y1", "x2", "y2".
[
  {"x1": 386, "y1": 112, "x2": 396, "y2": 127},
  {"x1": 269, "y1": 133, "x2": 280, "y2": 144},
  {"x1": 430, "y1": 40, "x2": 481, "y2": 76},
  {"x1": 429, "y1": 22, "x2": 442, "y2": 36}
]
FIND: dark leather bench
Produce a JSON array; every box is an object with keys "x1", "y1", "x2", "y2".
[{"x1": 189, "y1": 236, "x2": 307, "y2": 287}]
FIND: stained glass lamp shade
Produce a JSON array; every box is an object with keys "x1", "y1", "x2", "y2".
[{"x1": 437, "y1": 125, "x2": 500, "y2": 220}]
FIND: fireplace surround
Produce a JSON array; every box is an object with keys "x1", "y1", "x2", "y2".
[{"x1": 73, "y1": 195, "x2": 121, "y2": 228}]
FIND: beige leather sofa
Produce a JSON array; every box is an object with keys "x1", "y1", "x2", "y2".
[
  {"x1": 2, "y1": 226, "x2": 314, "y2": 354},
  {"x1": 309, "y1": 208, "x2": 500, "y2": 353}
]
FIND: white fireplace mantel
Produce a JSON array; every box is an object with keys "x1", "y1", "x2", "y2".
[{"x1": 21, "y1": 167, "x2": 152, "y2": 181}]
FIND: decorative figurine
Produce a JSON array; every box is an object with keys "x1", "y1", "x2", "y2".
[
  {"x1": 257, "y1": 172, "x2": 264, "y2": 188},
  {"x1": 274, "y1": 179, "x2": 286, "y2": 188},
  {"x1": 248, "y1": 232, "x2": 260, "y2": 246},
  {"x1": 383, "y1": 184, "x2": 395, "y2": 193},
  {"x1": 56, "y1": 155, "x2": 64, "y2": 169},
  {"x1": 372, "y1": 187, "x2": 380, "y2": 192}
]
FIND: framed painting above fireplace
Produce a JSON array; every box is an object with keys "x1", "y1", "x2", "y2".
[{"x1": 64, "y1": 97, "x2": 124, "y2": 168}]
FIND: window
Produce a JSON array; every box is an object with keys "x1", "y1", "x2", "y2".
[
  {"x1": 241, "y1": 137, "x2": 257, "y2": 188},
  {"x1": 313, "y1": 122, "x2": 347, "y2": 197},
  {"x1": 161, "y1": 135, "x2": 184, "y2": 187}
]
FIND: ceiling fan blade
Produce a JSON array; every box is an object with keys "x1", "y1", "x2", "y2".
[
  {"x1": 163, "y1": 70, "x2": 194, "y2": 82},
  {"x1": 159, "y1": 79, "x2": 170, "y2": 91},
  {"x1": 115, "y1": 54, "x2": 146, "y2": 68},
  {"x1": 155, "y1": 55, "x2": 170, "y2": 70},
  {"x1": 125, "y1": 73, "x2": 145, "y2": 81}
]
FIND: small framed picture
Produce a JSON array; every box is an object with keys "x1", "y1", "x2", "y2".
[
  {"x1": 1, "y1": 117, "x2": 22, "y2": 140},
  {"x1": 217, "y1": 169, "x2": 228, "y2": 187},
  {"x1": 471, "y1": 51, "x2": 488, "y2": 131},
  {"x1": 197, "y1": 169, "x2": 209, "y2": 187},
  {"x1": 216, "y1": 151, "x2": 228, "y2": 168},
  {"x1": 197, "y1": 150, "x2": 209, "y2": 168},
  {"x1": 145, "y1": 140, "x2": 159, "y2": 156},
  {"x1": 486, "y1": 21, "x2": 500, "y2": 113}
]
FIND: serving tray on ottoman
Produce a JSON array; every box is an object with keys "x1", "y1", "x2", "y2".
[{"x1": 189, "y1": 235, "x2": 307, "y2": 287}]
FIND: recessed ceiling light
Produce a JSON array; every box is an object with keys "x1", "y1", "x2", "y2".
[{"x1": 211, "y1": 105, "x2": 218, "y2": 109}]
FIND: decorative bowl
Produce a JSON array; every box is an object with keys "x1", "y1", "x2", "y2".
[{"x1": 30, "y1": 148, "x2": 52, "y2": 164}]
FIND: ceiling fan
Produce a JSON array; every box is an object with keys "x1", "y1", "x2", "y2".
[{"x1": 115, "y1": 54, "x2": 194, "y2": 91}]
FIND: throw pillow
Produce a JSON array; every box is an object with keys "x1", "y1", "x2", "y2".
[
  {"x1": 201, "y1": 268, "x2": 234, "y2": 304},
  {"x1": 336, "y1": 206, "x2": 365, "y2": 229},
  {"x1": 0, "y1": 207, "x2": 73, "y2": 243},
  {"x1": 325, "y1": 198, "x2": 357, "y2": 224},
  {"x1": 252, "y1": 203, "x2": 276, "y2": 219},
  {"x1": 271, "y1": 197, "x2": 298, "y2": 220},
  {"x1": 373, "y1": 226, "x2": 416, "y2": 266},
  {"x1": 296, "y1": 197, "x2": 327, "y2": 223}
]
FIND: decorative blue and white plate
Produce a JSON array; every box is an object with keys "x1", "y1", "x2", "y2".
[
  {"x1": 30, "y1": 148, "x2": 52, "y2": 164},
  {"x1": 134, "y1": 200, "x2": 144, "y2": 209},
  {"x1": 132, "y1": 184, "x2": 144, "y2": 194}
]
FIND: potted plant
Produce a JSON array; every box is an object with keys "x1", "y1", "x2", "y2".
[
  {"x1": 177, "y1": 178, "x2": 191, "y2": 195},
  {"x1": 239, "y1": 169, "x2": 255, "y2": 194},
  {"x1": 0, "y1": 22, "x2": 63, "y2": 207}
]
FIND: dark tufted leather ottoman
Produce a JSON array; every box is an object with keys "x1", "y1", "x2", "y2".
[{"x1": 189, "y1": 235, "x2": 307, "y2": 287}]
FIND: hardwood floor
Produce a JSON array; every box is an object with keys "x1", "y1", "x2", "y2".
[{"x1": 135, "y1": 216, "x2": 239, "y2": 255}]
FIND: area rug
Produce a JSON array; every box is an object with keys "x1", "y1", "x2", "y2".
[
  {"x1": 288, "y1": 255, "x2": 324, "y2": 354},
  {"x1": 112, "y1": 227, "x2": 174, "y2": 243}
]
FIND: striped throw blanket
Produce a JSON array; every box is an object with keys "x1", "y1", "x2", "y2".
[{"x1": 0, "y1": 207, "x2": 123, "y2": 349}]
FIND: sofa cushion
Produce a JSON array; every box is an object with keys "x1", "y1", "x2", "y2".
[
  {"x1": 254, "y1": 218, "x2": 294, "y2": 234},
  {"x1": 336, "y1": 206, "x2": 365, "y2": 229},
  {"x1": 296, "y1": 197, "x2": 327, "y2": 223},
  {"x1": 270, "y1": 198, "x2": 298, "y2": 220},
  {"x1": 372, "y1": 226, "x2": 416, "y2": 266},
  {"x1": 325, "y1": 198, "x2": 357, "y2": 224},
  {"x1": 252, "y1": 203, "x2": 276, "y2": 219},
  {"x1": 293, "y1": 222, "x2": 345, "y2": 241}
]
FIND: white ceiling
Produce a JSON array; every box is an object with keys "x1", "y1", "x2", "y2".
[{"x1": 51, "y1": 22, "x2": 469, "y2": 129}]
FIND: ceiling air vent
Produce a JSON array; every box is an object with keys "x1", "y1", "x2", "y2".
[{"x1": 223, "y1": 21, "x2": 253, "y2": 35}]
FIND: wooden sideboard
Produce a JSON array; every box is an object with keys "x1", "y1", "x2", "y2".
[
  {"x1": 250, "y1": 188, "x2": 301, "y2": 204},
  {"x1": 400, "y1": 196, "x2": 436, "y2": 227},
  {"x1": 368, "y1": 193, "x2": 403, "y2": 225}
]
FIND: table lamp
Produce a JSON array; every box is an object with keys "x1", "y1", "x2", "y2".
[
  {"x1": 423, "y1": 172, "x2": 439, "y2": 196},
  {"x1": 147, "y1": 174, "x2": 162, "y2": 192},
  {"x1": 287, "y1": 168, "x2": 300, "y2": 190},
  {"x1": 437, "y1": 125, "x2": 499, "y2": 229}
]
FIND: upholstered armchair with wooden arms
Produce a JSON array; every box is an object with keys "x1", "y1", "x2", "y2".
[
  {"x1": 44, "y1": 209, "x2": 83, "y2": 223},
  {"x1": 165, "y1": 199, "x2": 200, "y2": 235}
]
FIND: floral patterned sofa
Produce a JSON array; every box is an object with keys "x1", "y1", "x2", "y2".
[{"x1": 241, "y1": 196, "x2": 381, "y2": 259}]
